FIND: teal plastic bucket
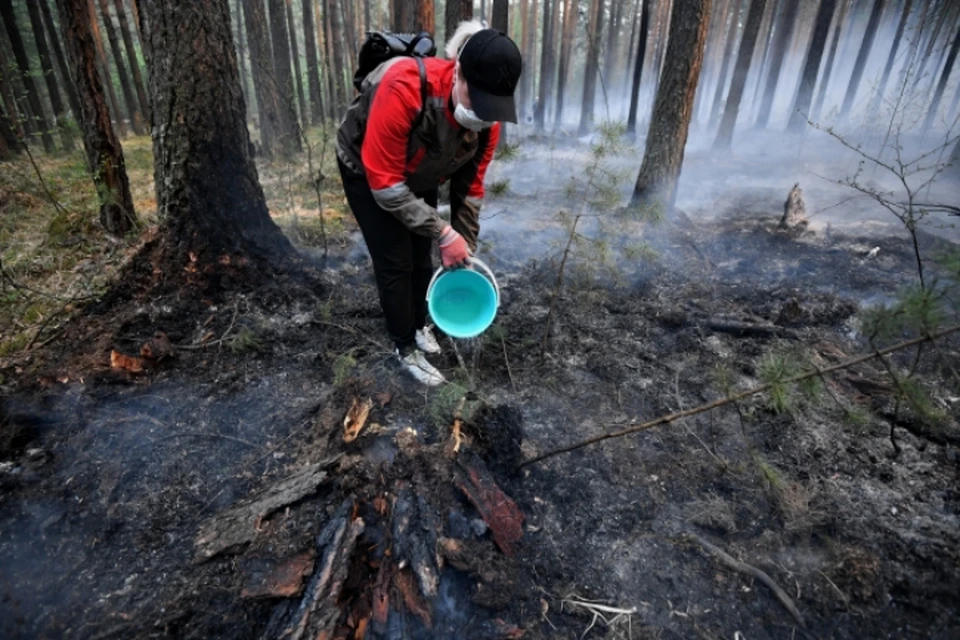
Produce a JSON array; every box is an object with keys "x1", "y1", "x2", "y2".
[{"x1": 427, "y1": 259, "x2": 500, "y2": 339}]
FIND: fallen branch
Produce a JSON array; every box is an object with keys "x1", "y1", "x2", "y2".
[
  {"x1": 688, "y1": 534, "x2": 805, "y2": 627},
  {"x1": 520, "y1": 324, "x2": 960, "y2": 467}
]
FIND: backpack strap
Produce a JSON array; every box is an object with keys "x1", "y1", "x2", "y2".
[{"x1": 413, "y1": 56, "x2": 427, "y2": 132}]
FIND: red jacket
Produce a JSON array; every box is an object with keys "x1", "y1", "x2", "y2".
[{"x1": 337, "y1": 57, "x2": 499, "y2": 248}]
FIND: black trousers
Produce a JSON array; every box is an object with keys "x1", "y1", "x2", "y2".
[{"x1": 339, "y1": 159, "x2": 438, "y2": 351}]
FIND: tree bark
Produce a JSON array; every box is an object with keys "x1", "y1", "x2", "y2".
[
  {"x1": 627, "y1": 0, "x2": 652, "y2": 135},
  {"x1": 88, "y1": 0, "x2": 126, "y2": 137},
  {"x1": 0, "y1": 0, "x2": 56, "y2": 152},
  {"x1": 57, "y1": 0, "x2": 136, "y2": 234},
  {"x1": 553, "y1": 0, "x2": 576, "y2": 126},
  {"x1": 633, "y1": 0, "x2": 712, "y2": 210},
  {"x1": 604, "y1": 0, "x2": 623, "y2": 89},
  {"x1": 393, "y1": 0, "x2": 432, "y2": 33},
  {"x1": 234, "y1": 0, "x2": 250, "y2": 107},
  {"x1": 96, "y1": 0, "x2": 144, "y2": 134},
  {"x1": 339, "y1": 0, "x2": 357, "y2": 74},
  {"x1": 692, "y1": 0, "x2": 730, "y2": 123},
  {"x1": 268, "y1": 0, "x2": 302, "y2": 154},
  {"x1": 302, "y1": 0, "x2": 324, "y2": 125},
  {"x1": 27, "y1": 0, "x2": 75, "y2": 150},
  {"x1": 492, "y1": 0, "x2": 508, "y2": 33},
  {"x1": 713, "y1": 0, "x2": 767, "y2": 149},
  {"x1": 40, "y1": 0, "x2": 83, "y2": 125},
  {"x1": 839, "y1": 0, "x2": 885, "y2": 121},
  {"x1": 137, "y1": 0, "x2": 294, "y2": 274},
  {"x1": 787, "y1": 0, "x2": 836, "y2": 131},
  {"x1": 0, "y1": 39, "x2": 26, "y2": 140},
  {"x1": 243, "y1": 0, "x2": 282, "y2": 158},
  {"x1": 0, "y1": 100, "x2": 17, "y2": 156},
  {"x1": 578, "y1": 0, "x2": 605, "y2": 135},
  {"x1": 326, "y1": 0, "x2": 348, "y2": 115},
  {"x1": 922, "y1": 24, "x2": 960, "y2": 134},
  {"x1": 747, "y1": 0, "x2": 777, "y2": 118},
  {"x1": 446, "y1": 0, "x2": 472, "y2": 54},
  {"x1": 708, "y1": 0, "x2": 742, "y2": 126},
  {"x1": 811, "y1": 0, "x2": 850, "y2": 121},
  {"x1": 534, "y1": 0, "x2": 555, "y2": 131},
  {"x1": 753, "y1": 0, "x2": 799, "y2": 128},
  {"x1": 112, "y1": 0, "x2": 148, "y2": 123},
  {"x1": 285, "y1": 0, "x2": 308, "y2": 131}
]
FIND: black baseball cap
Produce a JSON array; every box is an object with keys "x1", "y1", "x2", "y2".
[{"x1": 458, "y1": 29, "x2": 522, "y2": 123}]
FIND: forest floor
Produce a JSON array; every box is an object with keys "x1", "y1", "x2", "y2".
[{"x1": 1, "y1": 131, "x2": 959, "y2": 639}]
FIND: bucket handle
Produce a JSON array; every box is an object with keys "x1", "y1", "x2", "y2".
[{"x1": 426, "y1": 257, "x2": 500, "y2": 307}]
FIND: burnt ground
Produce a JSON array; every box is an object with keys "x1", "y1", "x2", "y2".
[{"x1": 1, "y1": 179, "x2": 960, "y2": 639}]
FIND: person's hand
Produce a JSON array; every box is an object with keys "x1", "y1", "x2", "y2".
[{"x1": 438, "y1": 226, "x2": 470, "y2": 268}]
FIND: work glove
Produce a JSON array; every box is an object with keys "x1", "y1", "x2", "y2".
[{"x1": 438, "y1": 226, "x2": 470, "y2": 269}]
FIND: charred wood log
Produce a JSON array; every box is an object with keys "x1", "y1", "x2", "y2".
[{"x1": 455, "y1": 451, "x2": 524, "y2": 557}]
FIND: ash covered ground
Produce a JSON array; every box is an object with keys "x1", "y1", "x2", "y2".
[{"x1": 1, "y1": 134, "x2": 959, "y2": 639}]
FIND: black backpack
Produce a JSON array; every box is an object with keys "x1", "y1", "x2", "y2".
[{"x1": 353, "y1": 31, "x2": 437, "y2": 92}]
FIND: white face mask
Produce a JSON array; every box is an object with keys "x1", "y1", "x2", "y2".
[{"x1": 453, "y1": 75, "x2": 495, "y2": 132}]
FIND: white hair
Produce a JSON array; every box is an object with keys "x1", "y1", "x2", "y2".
[{"x1": 444, "y1": 20, "x2": 485, "y2": 60}]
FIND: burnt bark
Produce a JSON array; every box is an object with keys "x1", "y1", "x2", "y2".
[
  {"x1": 787, "y1": 0, "x2": 836, "y2": 131},
  {"x1": 632, "y1": 0, "x2": 713, "y2": 210},
  {"x1": 713, "y1": 0, "x2": 767, "y2": 149},
  {"x1": 112, "y1": 0, "x2": 148, "y2": 123},
  {"x1": 96, "y1": 0, "x2": 144, "y2": 134},
  {"x1": 243, "y1": 0, "x2": 282, "y2": 158},
  {"x1": 39, "y1": 0, "x2": 82, "y2": 121},
  {"x1": 811, "y1": 0, "x2": 850, "y2": 121},
  {"x1": 553, "y1": 0, "x2": 576, "y2": 126},
  {"x1": 137, "y1": 0, "x2": 294, "y2": 272},
  {"x1": 627, "y1": 0, "x2": 652, "y2": 135},
  {"x1": 285, "y1": 0, "x2": 307, "y2": 131},
  {"x1": 578, "y1": 0, "x2": 605, "y2": 135},
  {"x1": 302, "y1": 0, "x2": 324, "y2": 125},
  {"x1": 268, "y1": 0, "x2": 302, "y2": 154},
  {"x1": 446, "y1": 0, "x2": 472, "y2": 50},
  {"x1": 56, "y1": 0, "x2": 136, "y2": 234},
  {"x1": 708, "y1": 0, "x2": 743, "y2": 126},
  {"x1": 0, "y1": 0, "x2": 56, "y2": 152},
  {"x1": 922, "y1": 24, "x2": 959, "y2": 134},
  {"x1": 27, "y1": 0, "x2": 75, "y2": 150},
  {"x1": 754, "y1": 0, "x2": 799, "y2": 128},
  {"x1": 839, "y1": 0, "x2": 885, "y2": 120}
]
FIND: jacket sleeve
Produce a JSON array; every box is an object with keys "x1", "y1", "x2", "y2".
[
  {"x1": 449, "y1": 123, "x2": 500, "y2": 252},
  {"x1": 360, "y1": 66, "x2": 447, "y2": 239}
]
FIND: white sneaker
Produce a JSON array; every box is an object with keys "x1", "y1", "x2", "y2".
[
  {"x1": 398, "y1": 348, "x2": 446, "y2": 387},
  {"x1": 416, "y1": 325, "x2": 441, "y2": 354}
]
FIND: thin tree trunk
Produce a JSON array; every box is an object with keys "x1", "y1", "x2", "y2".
[
  {"x1": 811, "y1": 0, "x2": 850, "y2": 121},
  {"x1": 632, "y1": 0, "x2": 713, "y2": 210},
  {"x1": 553, "y1": 0, "x2": 576, "y2": 127},
  {"x1": 96, "y1": 0, "x2": 144, "y2": 134},
  {"x1": 0, "y1": 65, "x2": 24, "y2": 142},
  {"x1": 787, "y1": 0, "x2": 836, "y2": 131},
  {"x1": 0, "y1": 0, "x2": 56, "y2": 152},
  {"x1": 268, "y1": 0, "x2": 302, "y2": 153},
  {"x1": 89, "y1": 0, "x2": 126, "y2": 137},
  {"x1": 624, "y1": 0, "x2": 641, "y2": 90},
  {"x1": 604, "y1": 0, "x2": 622, "y2": 88},
  {"x1": 393, "y1": 0, "x2": 432, "y2": 33},
  {"x1": 748, "y1": 0, "x2": 777, "y2": 118},
  {"x1": 713, "y1": 0, "x2": 768, "y2": 149},
  {"x1": 339, "y1": 0, "x2": 357, "y2": 74},
  {"x1": 40, "y1": 0, "x2": 82, "y2": 123},
  {"x1": 534, "y1": 0, "x2": 555, "y2": 131},
  {"x1": 709, "y1": 0, "x2": 743, "y2": 126},
  {"x1": 243, "y1": 0, "x2": 282, "y2": 157},
  {"x1": 137, "y1": 0, "x2": 294, "y2": 273},
  {"x1": 492, "y1": 0, "x2": 507, "y2": 32},
  {"x1": 578, "y1": 0, "x2": 605, "y2": 135},
  {"x1": 27, "y1": 0, "x2": 75, "y2": 150},
  {"x1": 302, "y1": 0, "x2": 323, "y2": 125},
  {"x1": 56, "y1": 0, "x2": 136, "y2": 234},
  {"x1": 112, "y1": 0, "x2": 148, "y2": 123},
  {"x1": 754, "y1": 0, "x2": 799, "y2": 128},
  {"x1": 693, "y1": 0, "x2": 730, "y2": 123},
  {"x1": 922, "y1": 24, "x2": 960, "y2": 134},
  {"x1": 0, "y1": 101, "x2": 18, "y2": 156},
  {"x1": 234, "y1": 0, "x2": 251, "y2": 108},
  {"x1": 446, "y1": 0, "x2": 472, "y2": 53},
  {"x1": 326, "y1": 0, "x2": 348, "y2": 115},
  {"x1": 518, "y1": 0, "x2": 530, "y2": 112},
  {"x1": 285, "y1": 0, "x2": 308, "y2": 131},
  {"x1": 627, "y1": 0, "x2": 652, "y2": 135},
  {"x1": 321, "y1": 0, "x2": 338, "y2": 121},
  {"x1": 839, "y1": 0, "x2": 885, "y2": 121}
]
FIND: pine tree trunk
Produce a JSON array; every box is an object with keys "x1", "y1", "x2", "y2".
[
  {"x1": 754, "y1": 0, "x2": 799, "y2": 128},
  {"x1": 0, "y1": 44, "x2": 25, "y2": 140},
  {"x1": 446, "y1": 0, "x2": 472, "y2": 52},
  {"x1": 922, "y1": 24, "x2": 960, "y2": 134},
  {"x1": 326, "y1": 0, "x2": 348, "y2": 115},
  {"x1": 708, "y1": 0, "x2": 742, "y2": 126},
  {"x1": 301, "y1": 0, "x2": 323, "y2": 125},
  {"x1": 713, "y1": 0, "x2": 768, "y2": 149},
  {"x1": 534, "y1": 0, "x2": 555, "y2": 131},
  {"x1": 243, "y1": 0, "x2": 282, "y2": 158},
  {"x1": 321, "y1": 0, "x2": 338, "y2": 120},
  {"x1": 0, "y1": 0, "x2": 56, "y2": 152},
  {"x1": 604, "y1": 0, "x2": 622, "y2": 89},
  {"x1": 651, "y1": 0, "x2": 675, "y2": 96},
  {"x1": 627, "y1": 0, "x2": 652, "y2": 134},
  {"x1": 393, "y1": 0, "x2": 432, "y2": 33},
  {"x1": 234, "y1": 0, "x2": 250, "y2": 108},
  {"x1": 339, "y1": 0, "x2": 357, "y2": 73},
  {"x1": 112, "y1": 0, "x2": 148, "y2": 123},
  {"x1": 268, "y1": 0, "x2": 302, "y2": 154},
  {"x1": 553, "y1": 0, "x2": 576, "y2": 126},
  {"x1": 89, "y1": 0, "x2": 127, "y2": 137},
  {"x1": 0, "y1": 101, "x2": 18, "y2": 156},
  {"x1": 693, "y1": 0, "x2": 731, "y2": 124},
  {"x1": 40, "y1": 0, "x2": 83, "y2": 123},
  {"x1": 787, "y1": 0, "x2": 836, "y2": 131},
  {"x1": 747, "y1": 0, "x2": 777, "y2": 117},
  {"x1": 27, "y1": 0, "x2": 75, "y2": 150},
  {"x1": 56, "y1": 0, "x2": 136, "y2": 234},
  {"x1": 578, "y1": 0, "x2": 605, "y2": 135},
  {"x1": 96, "y1": 0, "x2": 144, "y2": 134},
  {"x1": 285, "y1": 0, "x2": 308, "y2": 131},
  {"x1": 632, "y1": 0, "x2": 712, "y2": 209},
  {"x1": 839, "y1": 0, "x2": 885, "y2": 120},
  {"x1": 492, "y1": 0, "x2": 507, "y2": 32},
  {"x1": 811, "y1": 0, "x2": 850, "y2": 121},
  {"x1": 137, "y1": 0, "x2": 294, "y2": 274}
]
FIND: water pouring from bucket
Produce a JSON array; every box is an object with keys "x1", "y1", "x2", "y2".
[{"x1": 426, "y1": 259, "x2": 500, "y2": 339}]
